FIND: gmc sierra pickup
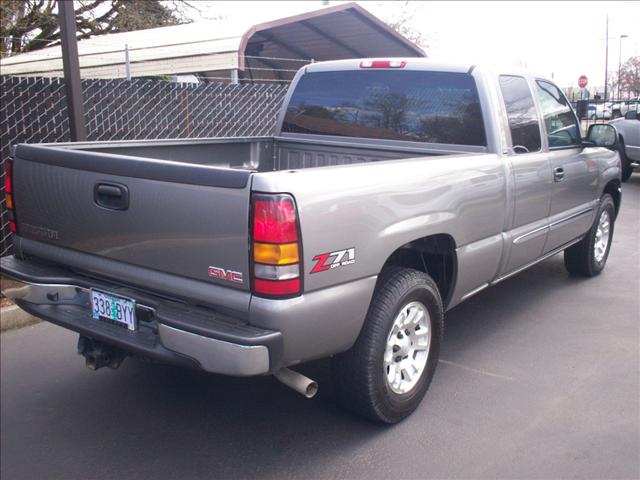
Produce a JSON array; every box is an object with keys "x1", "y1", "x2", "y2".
[{"x1": 1, "y1": 59, "x2": 622, "y2": 423}]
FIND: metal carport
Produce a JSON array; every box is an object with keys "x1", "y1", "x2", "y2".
[{"x1": 0, "y1": 2, "x2": 425, "y2": 81}]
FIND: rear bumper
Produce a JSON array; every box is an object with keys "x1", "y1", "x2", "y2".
[{"x1": 1, "y1": 255, "x2": 282, "y2": 376}]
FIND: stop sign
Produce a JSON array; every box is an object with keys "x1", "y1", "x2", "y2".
[{"x1": 578, "y1": 75, "x2": 588, "y2": 88}]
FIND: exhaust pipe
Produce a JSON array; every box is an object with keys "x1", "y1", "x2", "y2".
[{"x1": 274, "y1": 368, "x2": 318, "y2": 398}]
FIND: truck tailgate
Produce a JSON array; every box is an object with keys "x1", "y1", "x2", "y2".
[{"x1": 12, "y1": 144, "x2": 253, "y2": 292}]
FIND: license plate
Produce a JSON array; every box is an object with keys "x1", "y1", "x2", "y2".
[{"x1": 91, "y1": 290, "x2": 136, "y2": 331}]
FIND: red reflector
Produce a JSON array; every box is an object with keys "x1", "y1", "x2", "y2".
[
  {"x1": 359, "y1": 60, "x2": 406, "y2": 69},
  {"x1": 253, "y1": 195, "x2": 298, "y2": 243},
  {"x1": 4, "y1": 161, "x2": 12, "y2": 194},
  {"x1": 9, "y1": 220, "x2": 17, "y2": 233},
  {"x1": 254, "y1": 278, "x2": 300, "y2": 296}
]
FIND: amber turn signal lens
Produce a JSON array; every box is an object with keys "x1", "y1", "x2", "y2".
[
  {"x1": 5, "y1": 193, "x2": 13, "y2": 210},
  {"x1": 253, "y1": 242, "x2": 299, "y2": 265}
]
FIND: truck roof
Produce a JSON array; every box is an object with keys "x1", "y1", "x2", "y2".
[
  {"x1": 303, "y1": 58, "x2": 543, "y2": 81},
  {"x1": 304, "y1": 58, "x2": 475, "y2": 74}
]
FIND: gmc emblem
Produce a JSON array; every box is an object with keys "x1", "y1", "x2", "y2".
[{"x1": 208, "y1": 266, "x2": 243, "y2": 284}]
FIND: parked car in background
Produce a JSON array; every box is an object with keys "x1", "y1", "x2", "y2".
[
  {"x1": 1, "y1": 59, "x2": 623, "y2": 423},
  {"x1": 611, "y1": 97, "x2": 640, "y2": 119},
  {"x1": 589, "y1": 102, "x2": 612, "y2": 120},
  {"x1": 611, "y1": 110, "x2": 640, "y2": 181}
]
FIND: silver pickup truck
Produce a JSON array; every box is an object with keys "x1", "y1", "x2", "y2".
[{"x1": 1, "y1": 59, "x2": 622, "y2": 423}]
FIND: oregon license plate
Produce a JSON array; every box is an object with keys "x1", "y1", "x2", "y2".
[{"x1": 91, "y1": 290, "x2": 136, "y2": 331}]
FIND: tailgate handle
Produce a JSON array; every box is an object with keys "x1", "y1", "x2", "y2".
[{"x1": 94, "y1": 182, "x2": 129, "y2": 210}]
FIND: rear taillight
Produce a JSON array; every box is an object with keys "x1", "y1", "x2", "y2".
[
  {"x1": 359, "y1": 60, "x2": 406, "y2": 69},
  {"x1": 4, "y1": 160, "x2": 17, "y2": 234},
  {"x1": 251, "y1": 193, "x2": 302, "y2": 298}
]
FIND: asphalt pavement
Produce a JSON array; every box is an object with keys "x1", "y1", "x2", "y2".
[{"x1": 2, "y1": 175, "x2": 639, "y2": 480}]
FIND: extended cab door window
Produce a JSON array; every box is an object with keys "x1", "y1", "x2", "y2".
[
  {"x1": 534, "y1": 80, "x2": 581, "y2": 149},
  {"x1": 498, "y1": 75, "x2": 542, "y2": 154}
]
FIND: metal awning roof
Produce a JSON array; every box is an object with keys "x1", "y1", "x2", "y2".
[{"x1": 0, "y1": 2, "x2": 425, "y2": 81}]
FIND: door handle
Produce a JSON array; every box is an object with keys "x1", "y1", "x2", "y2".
[
  {"x1": 553, "y1": 167, "x2": 565, "y2": 182},
  {"x1": 94, "y1": 182, "x2": 129, "y2": 210}
]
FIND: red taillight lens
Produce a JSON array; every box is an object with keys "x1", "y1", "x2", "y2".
[
  {"x1": 254, "y1": 278, "x2": 301, "y2": 296},
  {"x1": 253, "y1": 196, "x2": 298, "y2": 243},
  {"x1": 359, "y1": 60, "x2": 407, "y2": 69},
  {"x1": 251, "y1": 193, "x2": 302, "y2": 298},
  {"x1": 4, "y1": 161, "x2": 12, "y2": 194},
  {"x1": 4, "y1": 160, "x2": 17, "y2": 234}
]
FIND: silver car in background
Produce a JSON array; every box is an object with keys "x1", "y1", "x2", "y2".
[{"x1": 611, "y1": 110, "x2": 640, "y2": 181}]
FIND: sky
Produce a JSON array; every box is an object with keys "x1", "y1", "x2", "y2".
[{"x1": 191, "y1": 0, "x2": 640, "y2": 91}]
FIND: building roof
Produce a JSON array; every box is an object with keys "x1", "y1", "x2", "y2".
[{"x1": 0, "y1": 2, "x2": 425, "y2": 81}]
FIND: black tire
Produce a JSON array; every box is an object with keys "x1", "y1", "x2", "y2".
[
  {"x1": 619, "y1": 137, "x2": 633, "y2": 182},
  {"x1": 564, "y1": 194, "x2": 615, "y2": 277},
  {"x1": 590, "y1": 114, "x2": 597, "y2": 121},
  {"x1": 332, "y1": 267, "x2": 443, "y2": 424}
]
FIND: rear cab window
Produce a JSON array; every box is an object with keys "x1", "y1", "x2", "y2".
[{"x1": 282, "y1": 70, "x2": 487, "y2": 147}]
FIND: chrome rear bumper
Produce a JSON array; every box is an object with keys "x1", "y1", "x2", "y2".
[{"x1": 1, "y1": 257, "x2": 281, "y2": 376}]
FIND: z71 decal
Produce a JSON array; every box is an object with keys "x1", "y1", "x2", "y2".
[{"x1": 310, "y1": 247, "x2": 356, "y2": 274}]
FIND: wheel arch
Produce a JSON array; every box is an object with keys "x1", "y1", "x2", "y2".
[
  {"x1": 602, "y1": 178, "x2": 621, "y2": 218},
  {"x1": 379, "y1": 233, "x2": 457, "y2": 309}
]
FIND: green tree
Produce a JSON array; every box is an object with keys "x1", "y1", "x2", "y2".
[{"x1": 0, "y1": 0, "x2": 197, "y2": 57}]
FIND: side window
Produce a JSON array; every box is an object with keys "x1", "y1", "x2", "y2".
[
  {"x1": 534, "y1": 79, "x2": 581, "y2": 148},
  {"x1": 498, "y1": 75, "x2": 541, "y2": 154}
]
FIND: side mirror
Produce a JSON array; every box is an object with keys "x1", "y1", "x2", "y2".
[
  {"x1": 585, "y1": 124, "x2": 617, "y2": 148},
  {"x1": 624, "y1": 110, "x2": 638, "y2": 120}
]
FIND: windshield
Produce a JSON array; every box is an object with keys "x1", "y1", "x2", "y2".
[{"x1": 282, "y1": 70, "x2": 486, "y2": 146}]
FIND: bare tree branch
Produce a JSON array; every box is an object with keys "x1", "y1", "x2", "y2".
[{"x1": 1, "y1": 0, "x2": 195, "y2": 56}]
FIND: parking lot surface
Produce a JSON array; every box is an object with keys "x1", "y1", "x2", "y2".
[{"x1": 2, "y1": 175, "x2": 639, "y2": 480}]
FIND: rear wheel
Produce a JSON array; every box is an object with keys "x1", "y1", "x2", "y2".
[
  {"x1": 564, "y1": 194, "x2": 615, "y2": 277},
  {"x1": 333, "y1": 267, "x2": 443, "y2": 424}
]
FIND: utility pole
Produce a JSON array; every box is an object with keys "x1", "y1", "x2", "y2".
[
  {"x1": 59, "y1": 0, "x2": 87, "y2": 141},
  {"x1": 617, "y1": 34, "x2": 628, "y2": 99},
  {"x1": 603, "y1": 14, "x2": 609, "y2": 102}
]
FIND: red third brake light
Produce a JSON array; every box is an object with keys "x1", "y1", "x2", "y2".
[
  {"x1": 360, "y1": 60, "x2": 407, "y2": 69},
  {"x1": 251, "y1": 193, "x2": 302, "y2": 298}
]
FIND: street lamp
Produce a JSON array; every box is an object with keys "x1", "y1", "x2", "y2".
[{"x1": 617, "y1": 34, "x2": 628, "y2": 100}]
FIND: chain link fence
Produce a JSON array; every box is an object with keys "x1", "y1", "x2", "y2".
[{"x1": 0, "y1": 76, "x2": 289, "y2": 256}]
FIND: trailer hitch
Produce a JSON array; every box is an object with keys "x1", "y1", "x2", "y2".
[{"x1": 77, "y1": 336, "x2": 127, "y2": 370}]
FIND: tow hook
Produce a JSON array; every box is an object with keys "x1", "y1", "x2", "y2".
[
  {"x1": 274, "y1": 368, "x2": 318, "y2": 398},
  {"x1": 77, "y1": 336, "x2": 127, "y2": 370}
]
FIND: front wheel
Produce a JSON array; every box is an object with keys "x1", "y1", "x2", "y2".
[
  {"x1": 333, "y1": 267, "x2": 443, "y2": 424},
  {"x1": 564, "y1": 194, "x2": 615, "y2": 276}
]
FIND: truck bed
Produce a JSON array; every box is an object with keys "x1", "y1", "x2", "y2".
[
  {"x1": 11, "y1": 136, "x2": 476, "y2": 306},
  {"x1": 39, "y1": 135, "x2": 474, "y2": 172}
]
